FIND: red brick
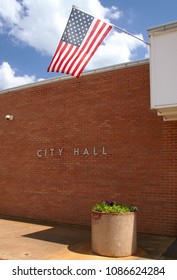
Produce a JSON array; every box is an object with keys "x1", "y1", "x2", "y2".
[{"x1": 0, "y1": 61, "x2": 177, "y2": 236}]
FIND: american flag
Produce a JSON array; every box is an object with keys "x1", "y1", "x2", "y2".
[{"x1": 47, "y1": 6, "x2": 113, "y2": 78}]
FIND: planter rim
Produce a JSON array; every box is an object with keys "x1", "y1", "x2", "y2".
[{"x1": 92, "y1": 210, "x2": 137, "y2": 216}]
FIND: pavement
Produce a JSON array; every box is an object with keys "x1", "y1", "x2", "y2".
[{"x1": 0, "y1": 217, "x2": 176, "y2": 260}]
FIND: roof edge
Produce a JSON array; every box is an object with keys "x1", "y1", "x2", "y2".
[
  {"x1": 148, "y1": 21, "x2": 177, "y2": 35},
  {"x1": 0, "y1": 59, "x2": 149, "y2": 95}
]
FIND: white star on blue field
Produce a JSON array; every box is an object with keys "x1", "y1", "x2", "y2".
[{"x1": 61, "y1": 8, "x2": 94, "y2": 46}]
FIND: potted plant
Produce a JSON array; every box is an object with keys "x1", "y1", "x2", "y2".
[{"x1": 91, "y1": 201, "x2": 138, "y2": 257}]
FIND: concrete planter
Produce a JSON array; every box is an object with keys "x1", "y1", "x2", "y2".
[{"x1": 91, "y1": 211, "x2": 137, "y2": 257}]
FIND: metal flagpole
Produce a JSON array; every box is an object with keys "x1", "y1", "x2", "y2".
[
  {"x1": 113, "y1": 24, "x2": 150, "y2": 46},
  {"x1": 73, "y1": 5, "x2": 150, "y2": 46}
]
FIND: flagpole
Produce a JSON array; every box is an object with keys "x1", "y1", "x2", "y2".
[
  {"x1": 113, "y1": 25, "x2": 150, "y2": 46},
  {"x1": 73, "y1": 5, "x2": 150, "y2": 46}
]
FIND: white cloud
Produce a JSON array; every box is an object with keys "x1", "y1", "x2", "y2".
[
  {"x1": 105, "y1": 6, "x2": 123, "y2": 20},
  {"x1": 0, "y1": 0, "x2": 148, "y2": 90},
  {"x1": 0, "y1": 20, "x2": 3, "y2": 32},
  {"x1": 0, "y1": 0, "x2": 146, "y2": 57},
  {"x1": 0, "y1": 61, "x2": 39, "y2": 90},
  {"x1": 86, "y1": 31, "x2": 145, "y2": 70},
  {"x1": 0, "y1": 0, "x2": 21, "y2": 25},
  {"x1": 0, "y1": 0, "x2": 121, "y2": 54}
]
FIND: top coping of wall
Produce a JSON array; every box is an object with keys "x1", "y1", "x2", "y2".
[
  {"x1": 148, "y1": 20, "x2": 177, "y2": 35},
  {"x1": 0, "y1": 59, "x2": 149, "y2": 95}
]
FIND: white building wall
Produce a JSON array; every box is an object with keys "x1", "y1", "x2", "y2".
[{"x1": 148, "y1": 22, "x2": 177, "y2": 120}]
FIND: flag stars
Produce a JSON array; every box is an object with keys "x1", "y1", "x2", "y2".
[
  {"x1": 48, "y1": 6, "x2": 112, "y2": 77},
  {"x1": 61, "y1": 8, "x2": 94, "y2": 46}
]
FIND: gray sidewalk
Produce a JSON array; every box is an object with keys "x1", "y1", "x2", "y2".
[{"x1": 0, "y1": 217, "x2": 176, "y2": 260}]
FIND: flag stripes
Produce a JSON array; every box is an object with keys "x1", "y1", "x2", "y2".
[{"x1": 47, "y1": 7, "x2": 112, "y2": 77}]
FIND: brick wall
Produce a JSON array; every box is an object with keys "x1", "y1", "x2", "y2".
[{"x1": 0, "y1": 61, "x2": 177, "y2": 236}]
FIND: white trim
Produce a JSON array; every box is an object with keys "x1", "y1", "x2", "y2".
[
  {"x1": 148, "y1": 21, "x2": 177, "y2": 35},
  {"x1": 0, "y1": 59, "x2": 149, "y2": 95}
]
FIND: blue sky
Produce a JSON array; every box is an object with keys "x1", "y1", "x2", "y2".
[{"x1": 0, "y1": 0, "x2": 177, "y2": 91}]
